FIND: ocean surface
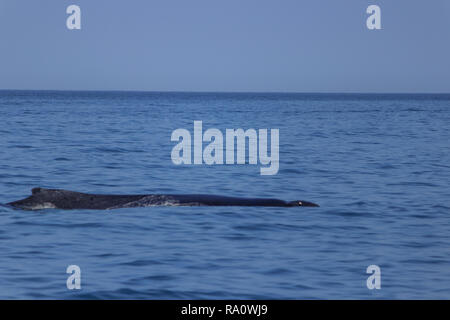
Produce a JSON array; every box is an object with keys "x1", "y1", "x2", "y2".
[{"x1": 0, "y1": 90, "x2": 449, "y2": 299}]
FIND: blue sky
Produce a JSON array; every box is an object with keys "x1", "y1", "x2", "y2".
[{"x1": 0, "y1": 0, "x2": 449, "y2": 92}]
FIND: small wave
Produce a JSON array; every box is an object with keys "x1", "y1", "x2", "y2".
[{"x1": 119, "y1": 259, "x2": 165, "y2": 267}]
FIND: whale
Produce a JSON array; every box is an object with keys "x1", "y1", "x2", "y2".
[{"x1": 7, "y1": 187, "x2": 319, "y2": 210}]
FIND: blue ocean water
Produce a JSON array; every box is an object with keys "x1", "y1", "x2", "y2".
[{"x1": 0, "y1": 90, "x2": 449, "y2": 299}]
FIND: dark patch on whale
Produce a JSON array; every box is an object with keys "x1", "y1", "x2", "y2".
[{"x1": 7, "y1": 187, "x2": 319, "y2": 210}]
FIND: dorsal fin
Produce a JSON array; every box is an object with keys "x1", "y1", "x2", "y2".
[{"x1": 32, "y1": 187, "x2": 42, "y2": 195}]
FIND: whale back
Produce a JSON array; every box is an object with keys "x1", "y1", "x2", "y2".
[
  {"x1": 8, "y1": 188, "x2": 143, "y2": 210},
  {"x1": 7, "y1": 187, "x2": 319, "y2": 210}
]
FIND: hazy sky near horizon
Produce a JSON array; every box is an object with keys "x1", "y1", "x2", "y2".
[{"x1": 0, "y1": 0, "x2": 449, "y2": 92}]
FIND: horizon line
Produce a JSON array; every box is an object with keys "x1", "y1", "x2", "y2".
[{"x1": 1, "y1": 88, "x2": 450, "y2": 95}]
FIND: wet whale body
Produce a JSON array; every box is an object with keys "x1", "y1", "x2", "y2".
[{"x1": 7, "y1": 188, "x2": 319, "y2": 210}]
